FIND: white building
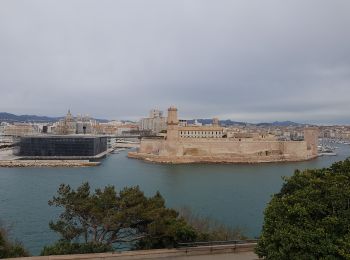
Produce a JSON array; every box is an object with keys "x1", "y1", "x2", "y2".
[
  {"x1": 179, "y1": 126, "x2": 224, "y2": 138},
  {"x1": 139, "y1": 109, "x2": 167, "y2": 134}
]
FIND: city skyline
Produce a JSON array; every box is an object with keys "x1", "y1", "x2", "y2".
[
  {"x1": 0, "y1": 108, "x2": 348, "y2": 126},
  {"x1": 1, "y1": 1, "x2": 350, "y2": 124}
]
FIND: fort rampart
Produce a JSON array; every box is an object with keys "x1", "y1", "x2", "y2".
[{"x1": 129, "y1": 138, "x2": 317, "y2": 164}]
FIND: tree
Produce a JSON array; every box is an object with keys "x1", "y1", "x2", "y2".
[
  {"x1": 0, "y1": 223, "x2": 28, "y2": 258},
  {"x1": 43, "y1": 183, "x2": 197, "y2": 255},
  {"x1": 256, "y1": 158, "x2": 350, "y2": 259}
]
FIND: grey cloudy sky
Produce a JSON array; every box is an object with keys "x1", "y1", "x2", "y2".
[{"x1": 1, "y1": 0, "x2": 350, "y2": 124}]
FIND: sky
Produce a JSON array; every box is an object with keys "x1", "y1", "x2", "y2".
[{"x1": 0, "y1": 0, "x2": 350, "y2": 124}]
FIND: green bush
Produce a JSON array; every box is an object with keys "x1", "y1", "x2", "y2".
[
  {"x1": 136, "y1": 217, "x2": 197, "y2": 249},
  {"x1": 256, "y1": 158, "x2": 350, "y2": 259},
  {"x1": 179, "y1": 206, "x2": 246, "y2": 241},
  {"x1": 0, "y1": 226, "x2": 28, "y2": 258}
]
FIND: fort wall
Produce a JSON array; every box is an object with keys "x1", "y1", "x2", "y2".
[{"x1": 131, "y1": 138, "x2": 317, "y2": 164}]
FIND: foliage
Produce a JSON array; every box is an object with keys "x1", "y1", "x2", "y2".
[
  {"x1": 256, "y1": 158, "x2": 350, "y2": 260},
  {"x1": 46, "y1": 182, "x2": 197, "y2": 252},
  {"x1": 41, "y1": 241, "x2": 112, "y2": 256},
  {"x1": 0, "y1": 224, "x2": 28, "y2": 258},
  {"x1": 136, "y1": 214, "x2": 197, "y2": 249},
  {"x1": 179, "y1": 207, "x2": 246, "y2": 241}
]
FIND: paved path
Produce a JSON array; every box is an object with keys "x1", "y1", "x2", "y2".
[
  {"x1": 166, "y1": 251, "x2": 258, "y2": 260},
  {"x1": 9, "y1": 244, "x2": 259, "y2": 260}
]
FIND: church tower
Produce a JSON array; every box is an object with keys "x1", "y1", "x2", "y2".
[{"x1": 166, "y1": 106, "x2": 179, "y2": 141}]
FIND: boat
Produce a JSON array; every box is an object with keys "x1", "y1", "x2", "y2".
[
  {"x1": 319, "y1": 152, "x2": 337, "y2": 156},
  {"x1": 318, "y1": 144, "x2": 337, "y2": 156}
]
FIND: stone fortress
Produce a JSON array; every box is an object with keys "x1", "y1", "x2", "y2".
[{"x1": 128, "y1": 106, "x2": 319, "y2": 164}]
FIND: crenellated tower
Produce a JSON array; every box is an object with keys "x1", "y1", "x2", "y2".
[{"x1": 166, "y1": 106, "x2": 179, "y2": 141}]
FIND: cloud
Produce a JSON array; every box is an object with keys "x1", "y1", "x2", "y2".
[{"x1": 0, "y1": 0, "x2": 349, "y2": 124}]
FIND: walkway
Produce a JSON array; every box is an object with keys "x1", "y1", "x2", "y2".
[{"x1": 6, "y1": 243, "x2": 258, "y2": 260}]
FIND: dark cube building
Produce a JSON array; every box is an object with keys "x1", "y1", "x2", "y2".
[{"x1": 17, "y1": 136, "x2": 107, "y2": 158}]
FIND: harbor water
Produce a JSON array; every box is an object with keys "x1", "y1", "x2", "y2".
[{"x1": 0, "y1": 144, "x2": 350, "y2": 255}]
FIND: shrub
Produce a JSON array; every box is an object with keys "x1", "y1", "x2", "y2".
[
  {"x1": 179, "y1": 206, "x2": 246, "y2": 241},
  {"x1": 0, "y1": 225, "x2": 28, "y2": 258},
  {"x1": 256, "y1": 158, "x2": 350, "y2": 259}
]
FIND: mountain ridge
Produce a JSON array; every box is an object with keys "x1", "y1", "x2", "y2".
[
  {"x1": 0, "y1": 112, "x2": 108, "y2": 123},
  {"x1": 185, "y1": 119, "x2": 303, "y2": 127}
]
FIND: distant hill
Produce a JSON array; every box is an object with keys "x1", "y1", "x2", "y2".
[
  {"x1": 256, "y1": 121, "x2": 303, "y2": 127},
  {"x1": 0, "y1": 112, "x2": 61, "y2": 123},
  {"x1": 187, "y1": 119, "x2": 246, "y2": 126},
  {"x1": 0, "y1": 112, "x2": 108, "y2": 123},
  {"x1": 187, "y1": 119, "x2": 302, "y2": 127}
]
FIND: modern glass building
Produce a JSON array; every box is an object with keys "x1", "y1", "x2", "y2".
[{"x1": 16, "y1": 136, "x2": 107, "y2": 158}]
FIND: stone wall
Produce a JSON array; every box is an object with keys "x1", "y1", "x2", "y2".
[
  {"x1": 130, "y1": 137, "x2": 317, "y2": 164},
  {"x1": 138, "y1": 138, "x2": 164, "y2": 154}
]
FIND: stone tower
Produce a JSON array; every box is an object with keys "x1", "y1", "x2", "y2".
[
  {"x1": 166, "y1": 106, "x2": 179, "y2": 141},
  {"x1": 304, "y1": 127, "x2": 319, "y2": 156},
  {"x1": 212, "y1": 118, "x2": 219, "y2": 127}
]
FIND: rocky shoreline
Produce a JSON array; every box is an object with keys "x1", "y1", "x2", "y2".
[{"x1": 0, "y1": 160, "x2": 100, "y2": 168}]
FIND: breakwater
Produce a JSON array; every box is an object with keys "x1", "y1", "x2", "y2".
[{"x1": 0, "y1": 160, "x2": 100, "y2": 167}]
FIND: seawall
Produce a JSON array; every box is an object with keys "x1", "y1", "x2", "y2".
[
  {"x1": 0, "y1": 160, "x2": 101, "y2": 168},
  {"x1": 129, "y1": 138, "x2": 318, "y2": 164}
]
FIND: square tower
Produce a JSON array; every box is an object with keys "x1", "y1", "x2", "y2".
[
  {"x1": 167, "y1": 106, "x2": 179, "y2": 141},
  {"x1": 304, "y1": 127, "x2": 319, "y2": 156}
]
